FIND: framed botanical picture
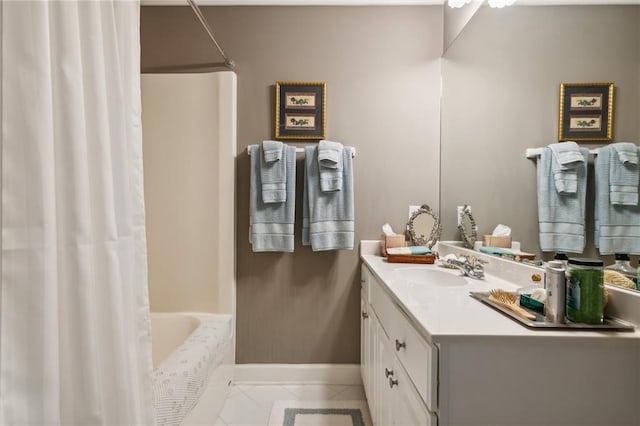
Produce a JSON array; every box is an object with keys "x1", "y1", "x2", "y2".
[
  {"x1": 558, "y1": 82, "x2": 614, "y2": 142},
  {"x1": 275, "y1": 81, "x2": 326, "y2": 140}
]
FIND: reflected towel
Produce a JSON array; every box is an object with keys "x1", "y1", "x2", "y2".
[
  {"x1": 249, "y1": 144, "x2": 296, "y2": 252},
  {"x1": 303, "y1": 145, "x2": 354, "y2": 251},
  {"x1": 260, "y1": 141, "x2": 286, "y2": 203},
  {"x1": 595, "y1": 145, "x2": 640, "y2": 254},
  {"x1": 537, "y1": 147, "x2": 588, "y2": 253},
  {"x1": 548, "y1": 142, "x2": 585, "y2": 195},
  {"x1": 610, "y1": 142, "x2": 639, "y2": 206},
  {"x1": 318, "y1": 140, "x2": 344, "y2": 192}
]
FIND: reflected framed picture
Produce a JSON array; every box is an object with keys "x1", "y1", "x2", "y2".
[
  {"x1": 275, "y1": 81, "x2": 326, "y2": 140},
  {"x1": 558, "y1": 82, "x2": 614, "y2": 142}
]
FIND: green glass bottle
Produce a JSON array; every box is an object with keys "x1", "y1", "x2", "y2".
[{"x1": 566, "y1": 258, "x2": 604, "y2": 325}]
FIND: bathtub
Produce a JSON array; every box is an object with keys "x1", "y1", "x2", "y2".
[{"x1": 151, "y1": 312, "x2": 234, "y2": 426}]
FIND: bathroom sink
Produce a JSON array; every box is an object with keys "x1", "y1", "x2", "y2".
[{"x1": 392, "y1": 267, "x2": 468, "y2": 287}]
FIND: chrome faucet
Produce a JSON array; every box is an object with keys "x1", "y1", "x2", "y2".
[{"x1": 445, "y1": 255, "x2": 486, "y2": 280}]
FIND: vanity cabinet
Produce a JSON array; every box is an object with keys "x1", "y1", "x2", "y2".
[
  {"x1": 361, "y1": 250, "x2": 640, "y2": 426},
  {"x1": 361, "y1": 265, "x2": 437, "y2": 426}
]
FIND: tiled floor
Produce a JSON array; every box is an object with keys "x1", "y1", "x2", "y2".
[{"x1": 216, "y1": 384, "x2": 368, "y2": 426}]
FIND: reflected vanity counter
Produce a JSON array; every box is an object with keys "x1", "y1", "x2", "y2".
[{"x1": 359, "y1": 240, "x2": 640, "y2": 426}]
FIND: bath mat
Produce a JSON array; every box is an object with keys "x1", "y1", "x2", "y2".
[{"x1": 268, "y1": 400, "x2": 372, "y2": 426}]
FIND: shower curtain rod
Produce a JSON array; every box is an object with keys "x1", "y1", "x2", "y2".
[{"x1": 187, "y1": 0, "x2": 236, "y2": 69}]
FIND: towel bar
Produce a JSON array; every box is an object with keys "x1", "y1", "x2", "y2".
[
  {"x1": 247, "y1": 144, "x2": 356, "y2": 158},
  {"x1": 526, "y1": 147, "x2": 598, "y2": 159}
]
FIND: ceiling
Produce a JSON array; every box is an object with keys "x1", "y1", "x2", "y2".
[{"x1": 142, "y1": 0, "x2": 640, "y2": 5}]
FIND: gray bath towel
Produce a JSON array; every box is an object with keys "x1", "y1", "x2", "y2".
[
  {"x1": 249, "y1": 144, "x2": 296, "y2": 252},
  {"x1": 318, "y1": 140, "x2": 344, "y2": 192},
  {"x1": 609, "y1": 142, "x2": 638, "y2": 206},
  {"x1": 548, "y1": 142, "x2": 584, "y2": 195},
  {"x1": 595, "y1": 145, "x2": 640, "y2": 254},
  {"x1": 303, "y1": 145, "x2": 354, "y2": 251},
  {"x1": 537, "y1": 147, "x2": 588, "y2": 253},
  {"x1": 260, "y1": 141, "x2": 286, "y2": 203}
]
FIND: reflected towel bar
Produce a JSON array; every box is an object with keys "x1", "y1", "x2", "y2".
[{"x1": 247, "y1": 145, "x2": 356, "y2": 158}]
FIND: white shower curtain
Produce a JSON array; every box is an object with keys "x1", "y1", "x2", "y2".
[{"x1": 1, "y1": 1, "x2": 156, "y2": 425}]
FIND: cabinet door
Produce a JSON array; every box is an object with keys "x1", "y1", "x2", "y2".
[
  {"x1": 392, "y1": 362, "x2": 437, "y2": 426},
  {"x1": 361, "y1": 297, "x2": 369, "y2": 394},
  {"x1": 377, "y1": 324, "x2": 394, "y2": 426}
]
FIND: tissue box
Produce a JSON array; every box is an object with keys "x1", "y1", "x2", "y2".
[
  {"x1": 381, "y1": 235, "x2": 405, "y2": 257},
  {"x1": 483, "y1": 235, "x2": 512, "y2": 248}
]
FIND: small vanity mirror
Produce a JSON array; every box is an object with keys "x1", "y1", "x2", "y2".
[
  {"x1": 458, "y1": 205, "x2": 477, "y2": 249},
  {"x1": 407, "y1": 204, "x2": 442, "y2": 249}
]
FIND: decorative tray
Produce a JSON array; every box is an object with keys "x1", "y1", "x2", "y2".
[
  {"x1": 386, "y1": 254, "x2": 436, "y2": 264},
  {"x1": 469, "y1": 291, "x2": 635, "y2": 331}
]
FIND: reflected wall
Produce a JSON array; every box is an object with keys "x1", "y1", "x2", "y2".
[{"x1": 441, "y1": 5, "x2": 640, "y2": 261}]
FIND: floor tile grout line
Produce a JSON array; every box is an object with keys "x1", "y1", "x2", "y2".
[{"x1": 237, "y1": 384, "x2": 301, "y2": 408}]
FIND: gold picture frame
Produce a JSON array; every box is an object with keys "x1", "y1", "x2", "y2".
[
  {"x1": 275, "y1": 81, "x2": 326, "y2": 140},
  {"x1": 558, "y1": 82, "x2": 614, "y2": 142}
]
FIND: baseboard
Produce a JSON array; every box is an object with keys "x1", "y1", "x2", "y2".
[{"x1": 234, "y1": 363, "x2": 362, "y2": 385}]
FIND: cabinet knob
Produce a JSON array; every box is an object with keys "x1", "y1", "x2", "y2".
[
  {"x1": 395, "y1": 339, "x2": 406, "y2": 351},
  {"x1": 385, "y1": 368, "x2": 394, "y2": 378},
  {"x1": 362, "y1": 312, "x2": 369, "y2": 319},
  {"x1": 389, "y1": 377, "x2": 399, "y2": 388}
]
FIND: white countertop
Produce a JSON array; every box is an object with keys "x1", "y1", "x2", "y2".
[{"x1": 361, "y1": 253, "x2": 640, "y2": 343}]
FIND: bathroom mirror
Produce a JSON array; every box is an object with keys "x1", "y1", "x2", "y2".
[
  {"x1": 407, "y1": 204, "x2": 442, "y2": 249},
  {"x1": 458, "y1": 205, "x2": 477, "y2": 249},
  {"x1": 440, "y1": 5, "x2": 639, "y2": 286}
]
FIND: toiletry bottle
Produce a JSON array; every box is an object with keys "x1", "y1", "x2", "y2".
[
  {"x1": 544, "y1": 260, "x2": 566, "y2": 323},
  {"x1": 604, "y1": 253, "x2": 636, "y2": 287},
  {"x1": 566, "y1": 258, "x2": 604, "y2": 325}
]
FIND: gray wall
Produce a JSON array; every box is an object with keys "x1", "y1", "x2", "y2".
[
  {"x1": 141, "y1": 6, "x2": 443, "y2": 363},
  {"x1": 441, "y1": 6, "x2": 640, "y2": 260}
]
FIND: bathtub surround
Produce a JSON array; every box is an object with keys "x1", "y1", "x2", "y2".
[
  {"x1": 152, "y1": 313, "x2": 233, "y2": 426},
  {"x1": 1, "y1": 1, "x2": 155, "y2": 424},
  {"x1": 141, "y1": 72, "x2": 238, "y2": 422},
  {"x1": 141, "y1": 72, "x2": 237, "y2": 315}
]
